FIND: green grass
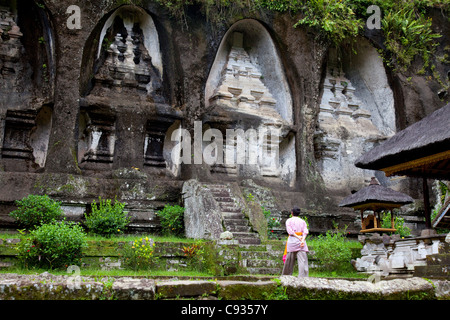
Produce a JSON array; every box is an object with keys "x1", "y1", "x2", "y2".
[
  {"x1": 1, "y1": 232, "x2": 366, "y2": 279},
  {"x1": 307, "y1": 236, "x2": 363, "y2": 250},
  {"x1": 0, "y1": 266, "x2": 213, "y2": 278},
  {"x1": 0, "y1": 265, "x2": 369, "y2": 280},
  {"x1": 0, "y1": 231, "x2": 200, "y2": 243}
]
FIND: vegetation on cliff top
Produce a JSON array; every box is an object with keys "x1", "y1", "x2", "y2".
[{"x1": 154, "y1": 0, "x2": 448, "y2": 75}]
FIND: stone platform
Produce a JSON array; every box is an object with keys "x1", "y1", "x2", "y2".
[{"x1": 0, "y1": 273, "x2": 448, "y2": 300}]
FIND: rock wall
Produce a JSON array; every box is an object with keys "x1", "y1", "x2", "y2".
[{"x1": 0, "y1": 0, "x2": 448, "y2": 235}]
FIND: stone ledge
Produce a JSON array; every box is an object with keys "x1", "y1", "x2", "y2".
[
  {"x1": 0, "y1": 273, "x2": 447, "y2": 300},
  {"x1": 155, "y1": 280, "x2": 217, "y2": 299},
  {"x1": 280, "y1": 276, "x2": 436, "y2": 300},
  {"x1": 217, "y1": 280, "x2": 278, "y2": 300}
]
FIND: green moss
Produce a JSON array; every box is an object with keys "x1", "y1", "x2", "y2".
[{"x1": 218, "y1": 280, "x2": 278, "y2": 300}]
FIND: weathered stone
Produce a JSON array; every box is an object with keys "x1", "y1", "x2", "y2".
[
  {"x1": 280, "y1": 276, "x2": 435, "y2": 300},
  {"x1": 217, "y1": 280, "x2": 278, "y2": 300},
  {"x1": 156, "y1": 280, "x2": 217, "y2": 299},
  {"x1": 0, "y1": 273, "x2": 446, "y2": 300},
  {"x1": 182, "y1": 179, "x2": 224, "y2": 240},
  {"x1": 112, "y1": 278, "x2": 156, "y2": 300},
  {"x1": 0, "y1": 273, "x2": 104, "y2": 300},
  {"x1": 431, "y1": 280, "x2": 450, "y2": 299},
  {"x1": 220, "y1": 231, "x2": 233, "y2": 240}
]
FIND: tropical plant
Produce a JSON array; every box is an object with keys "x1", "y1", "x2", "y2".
[
  {"x1": 380, "y1": 211, "x2": 411, "y2": 237},
  {"x1": 121, "y1": 236, "x2": 158, "y2": 270},
  {"x1": 294, "y1": 0, "x2": 363, "y2": 46},
  {"x1": 84, "y1": 197, "x2": 130, "y2": 237},
  {"x1": 312, "y1": 226, "x2": 353, "y2": 271},
  {"x1": 156, "y1": 204, "x2": 185, "y2": 236},
  {"x1": 10, "y1": 194, "x2": 64, "y2": 230},
  {"x1": 182, "y1": 241, "x2": 205, "y2": 270},
  {"x1": 16, "y1": 220, "x2": 88, "y2": 269},
  {"x1": 262, "y1": 206, "x2": 281, "y2": 239}
]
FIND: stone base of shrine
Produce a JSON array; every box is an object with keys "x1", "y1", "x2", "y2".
[{"x1": 353, "y1": 231, "x2": 449, "y2": 279}]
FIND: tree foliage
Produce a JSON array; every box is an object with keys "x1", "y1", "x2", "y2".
[{"x1": 154, "y1": 0, "x2": 448, "y2": 72}]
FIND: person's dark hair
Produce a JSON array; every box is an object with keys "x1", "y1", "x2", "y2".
[{"x1": 291, "y1": 206, "x2": 301, "y2": 216}]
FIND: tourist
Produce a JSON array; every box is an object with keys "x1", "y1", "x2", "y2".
[{"x1": 281, "y1": 206, "x2": 309, "y2": 277}]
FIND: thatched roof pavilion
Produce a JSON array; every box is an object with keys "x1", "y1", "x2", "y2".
[
  {"x1": 340, "y1": 177, "x2": 414, "y2": 233},
  {"x1": 355, "y1": 103, "x2": 450, "y2": 229},
  {"x1": 355, "y1": 103, "x2": 450, "y2": 180}
]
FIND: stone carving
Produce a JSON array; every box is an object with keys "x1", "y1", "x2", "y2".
[
  {"x1": 210, "y1": 32, "x2": 280, "y2": 120},
  {"x1": 0, "y1": 8, "x2": 23, "y2": 75},
  {"x1": 1, "y1": 106, "x2": 52, "y2": 169},
  {"x1": 206, "y1": 32, "x2": 293, "y2": 180},
  {"x1": 79, "y1": 7, "x2": 176, "y2": 171},
  {"x1": 319, "y1": 68, "x2": 372, "y2": 122},
  {"x1": 91, "y1": 10, "x2": 163, "y2": 102},
  {"x1": 78, "y1": 112, "x2": 116, "y2": 164},
  {"x1": 353, "y1": 232, "x2": 446, "y2": 277},
  {"x1": 95, "y1": 31, "x2": 153, "y2": 92},
  {"x1": 144, "y1": 120, "x2": 173, "y2": 167},
  {"x1": 315, "y1": 53, "x2": 389, "y2": 192},
  {"x1": 1, "y1": 110, "x2": 36, "y2": 160}
]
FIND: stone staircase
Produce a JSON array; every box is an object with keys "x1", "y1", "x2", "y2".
[
  {"x1": 205, "y1": 183, "x2": 285, "y2": 275},
  {"x1": 206, "y1": 183, "x2": 261, "y2": 245},
  {"x1": 239, "y1": 244, "x2": 284, "y2": 275},
  {"x1": 414, "y1": 241, "x2": 450, "y2": 279}
]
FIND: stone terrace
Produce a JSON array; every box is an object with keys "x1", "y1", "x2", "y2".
[{"x1": 0, "y1": 273, "x2": 448, "y2": 300}]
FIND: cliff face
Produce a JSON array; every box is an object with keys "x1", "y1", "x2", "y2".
[{"x1": 0, "y1": 0, "x2": 448, "y2": 235}]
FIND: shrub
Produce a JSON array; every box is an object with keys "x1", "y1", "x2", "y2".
[
  {"x1": 380, "y1": 211, "x2": 411, "y2": 238},
  {"x1": 121, "y1": 237, "x2": 158, "y2": 271},
  {"x1": 10, "y1": 194, "x2": 64, "y2": 230},
  {"x1": 156, "y1": 204, "x2": 185, "y2": 236},
  {"x1": 182, "y1": 241, "x2": 205, "y2": 271},
  {"x1": 17, "y1": 220, "x2": 88, "y2": 269},
  {"x1": 84, "y1": 197, "x2": 130, "y2": 237},
  {"x1": 312, "y1": 227, "x2": 353, "y2": 272},
  {"x1": 262, "y1": 206, "x2": 280, "y2": 239}
]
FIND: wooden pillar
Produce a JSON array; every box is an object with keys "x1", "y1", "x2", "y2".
[
  {"x1": 360, "y1": 209, "x2": 364, "y2": 230},
  {"x1": 373, "y1": 209, "x2": 378, "y2": 229},
  {"x1": 390, "y1": 209, "x2": 395, "y2": 229},
  {"x1": 423, "y1": 177, "x2": 432, "y2": 229}
]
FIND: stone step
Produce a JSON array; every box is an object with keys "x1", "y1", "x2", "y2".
[
  {"x1": 211, "y1": 191, "x2": 232, "y2": 198},
  {"x1": 224, "y1": 225, "x2": 251, "y2": 233},
  {"x1": 414, "y1": 264, "x2": 450, "y2": 279},
  {"x1": 426, "y1": 253, "x2": 450, "y2": 266},
  {"x1": 213, "y1": 197, "x2": 234, "y2": 203},
  {"x1": 219, "y1": 205, "x2": 242, "y2": 213},
  {"x1": 222, "y1": 212, "x2": 245, "y2": 219},
  {"x1": 223, "y1": 218, "x2": 248, "y2": 226},
  {"x1": 239, "y1": 244, "x2": 268, "y2": 251},
  {"x1": 240, "y1": 250, "x2": 283, "y2": 260},
  {"x1": 245, "y1": 259, "x2": 283, "y2": 268},
  {"x1": 233, "y1": 232, "x2": 259, "y2": 239},
  {"x1": 205, "y1": 183, "x2": 228, "y2": 189},
  {"x1": 237, "y1": 237, "x2": 261, "y2": 245},
  {"x1": 246, "y1": 267, "x2": 282, "y2": 275}
]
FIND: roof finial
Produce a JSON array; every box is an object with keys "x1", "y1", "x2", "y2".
[{"x1": 369, "y1": 177, "x2": 380, "y2": 185}]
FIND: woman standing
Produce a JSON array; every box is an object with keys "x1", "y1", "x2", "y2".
[{"x1": 281, "y1": 206, "x2": 309, "y2": 277}]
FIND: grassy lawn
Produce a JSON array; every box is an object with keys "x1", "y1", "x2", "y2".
[{"x1": 0, "y1": 231, "x2": 367, "y2": 280}]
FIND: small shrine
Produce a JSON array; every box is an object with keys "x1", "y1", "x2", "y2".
[{"x1": 339, "y1": 177, "x2": 414, "y2": 233}]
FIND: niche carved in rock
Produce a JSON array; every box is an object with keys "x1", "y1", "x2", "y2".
[
  {"x1": 88, "y1": 6, "x2": 164, "y2": 104},
  {"x1": 204, "y1": 21, "x2": 296, "y2": 186}
]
